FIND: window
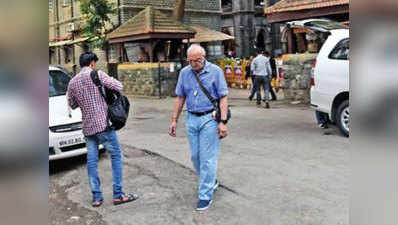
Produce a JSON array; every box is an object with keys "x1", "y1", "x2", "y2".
[
  {"x1": 329, "y1": 38, "x2": 350, "y2": 60},
  {"x1": 49, "y1": 70, "x2": 71, "y2": 97}
]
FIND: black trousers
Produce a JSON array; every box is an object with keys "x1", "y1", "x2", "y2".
[{"x1": 269, "y1": 81, "x2": 277, "y2": 100}]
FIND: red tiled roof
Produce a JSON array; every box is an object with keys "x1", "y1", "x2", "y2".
[
  {"x1": 265, "y1": 0, "x2": 349, "y2": 14},
  {"x1": 108, "y1": 6, "x2": 195, "y2": 41}
]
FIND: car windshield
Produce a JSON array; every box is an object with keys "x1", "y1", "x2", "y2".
[
  {"x1": 49, "y1": 70, "x2": 71, "y2": 97},
  {"x1": 304, "y1": 20, "x2": 348, "y2": 31}
]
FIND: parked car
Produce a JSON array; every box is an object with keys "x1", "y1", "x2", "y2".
[
  {"x1": 53, "y1": 65, "x2": 74, "y2": 76},
  {"x1": 306, "y1": 21, "x2": 349, "y2": 136},
  {"x1": 49, "y1": 66, "x2": 102, "y2": 160}
]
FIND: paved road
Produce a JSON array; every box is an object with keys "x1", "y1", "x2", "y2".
[{"x1": 50, "y1": 89, "x2": 348, "y2": 225}]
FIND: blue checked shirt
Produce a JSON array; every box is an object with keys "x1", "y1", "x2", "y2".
[{"x1": 175, "y1": 61, "x2": 228, "y2": 112}]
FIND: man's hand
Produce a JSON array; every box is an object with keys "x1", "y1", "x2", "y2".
[
  {"x1": 169, "y1": 121, "x2": 177, "y2": 137},
  {"x1": 217, "y1": 123, "x2": 228, "y2": 139},
  {"x1": 169, "y1": 96, "x2": 185, "y2": 138}
]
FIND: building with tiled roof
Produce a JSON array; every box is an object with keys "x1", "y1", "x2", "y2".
[
  {"x1": 265, "y1": 0, "x2": 349, "y2": 23},
  {"x1": 107, "y1": 6, "x2": 196, "y2": 63},
  {"x1": 108, "y1": 6, "x2": 196, "y2": 43},
  {"x1": 49, "y1": 0, "x2": 223, "y2": 73}
]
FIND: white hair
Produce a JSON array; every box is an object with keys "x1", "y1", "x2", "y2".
[{"x1": 187, "y1": 44, "x2": 206, "y2": 57}]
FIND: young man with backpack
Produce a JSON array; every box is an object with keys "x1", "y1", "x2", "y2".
[{"x1": 67, "y1": 52, "x2": 138, "y2": 207}]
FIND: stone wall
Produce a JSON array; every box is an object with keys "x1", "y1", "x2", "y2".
[
  {"x1": 118, "y1": 63, "x2": 179, "y2": 96},
  {"x1": 278, "y1": 53, "x2": 317, "y2": 104}
]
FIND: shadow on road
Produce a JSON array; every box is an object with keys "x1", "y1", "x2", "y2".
[
  {"x1": 49, "y1": 151, "x2": 107, "y2": 175},
  {"x1": 49, "y1": 155, "x2": 87, "y2": 175}
]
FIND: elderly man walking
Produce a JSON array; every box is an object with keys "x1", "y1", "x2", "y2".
[
  {"x1": 169, "y1": 44, "x2": 229, "y2": 211},
  {"x1": 251, "y1": 50, "x2": 272, "y2": 108}
]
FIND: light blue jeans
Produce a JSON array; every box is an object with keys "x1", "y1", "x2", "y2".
[
  {"x1": 85, "y1": 129, "x2": 123, "y2": 201},
  {"x1": 185, "y1": 112, "x2": 219, "y2": 200}
]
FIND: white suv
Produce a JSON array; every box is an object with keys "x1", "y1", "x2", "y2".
[{"x1": 310, "y1": 28, "x2": 349, "y2": 136}]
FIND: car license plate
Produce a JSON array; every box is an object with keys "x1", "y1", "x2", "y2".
[{"x1": 58, "y1": 135, "x2": 84, "y2": 147}]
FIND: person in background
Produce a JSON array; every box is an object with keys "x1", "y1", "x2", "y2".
[
  {"x1": 251, "y1": 50, "x2": 272, "y2": 108},
  {"x1": 264, "y1": 51, "x2": 277, "y2": 101},
  {"x1": 246, "y1": 55, "x2": 257, "y2": 101},
  {"x1": 316, "y1": 111, "x2": 329, "y2": 128}
]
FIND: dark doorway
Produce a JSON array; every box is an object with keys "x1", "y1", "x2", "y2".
[{"x1": 256, "y1": 29, "x2": 266, "y2": 51}]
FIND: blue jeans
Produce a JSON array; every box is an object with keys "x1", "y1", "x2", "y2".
[
  {"x1": 85, "y1": 129, "x2": 123, "y2": 201},
  {"x1": 255, "y1": 75, "x2": 270, "y2": 103},
  {"x1": 186, "y1": 112, "x2": 219, "y2": 201},
  {"x1": 249, "y1": 75, "x2": 257, "y2": 99},
  {"x1": 315, "y1": 111, "x2": 329, "y2": 124}
]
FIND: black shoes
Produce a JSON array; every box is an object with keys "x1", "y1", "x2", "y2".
[{"x1": 318, "y1": 123, "x2": 328, "y2": 129}]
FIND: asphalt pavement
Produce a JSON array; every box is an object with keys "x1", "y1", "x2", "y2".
[{"x1": 50, "y1": 89, "x2": 348, "y2": 225}]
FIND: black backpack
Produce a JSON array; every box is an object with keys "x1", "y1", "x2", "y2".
[{"x1": 90, "y1": 70, "x2": 130, "y2": 131}]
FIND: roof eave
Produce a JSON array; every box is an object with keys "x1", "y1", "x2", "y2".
[
  {"x1": 109, "y1": 32, "x2": 195, "y2": 44},
  {"x1": 265, "y1": 4, "x2": 349, "y2": 23}
]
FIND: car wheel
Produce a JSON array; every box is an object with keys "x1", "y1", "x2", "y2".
[{"x1": 336, "y1": 100, "x2": 349, "y2": 137}]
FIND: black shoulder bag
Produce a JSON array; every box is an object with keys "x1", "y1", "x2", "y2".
[
  {"x1": 90, "y1": 70, "x2": 130, "y2": 131},
  {"x1": 193, "y1": 73, "x2": 231, "y2": 123}
]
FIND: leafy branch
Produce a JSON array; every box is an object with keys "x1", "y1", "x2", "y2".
[{"x1": 79, "y1": 0, "x2": 117, "y2": 49}]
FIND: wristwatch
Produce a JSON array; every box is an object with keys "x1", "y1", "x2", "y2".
[{"x1": 220, "y1": 119, "x2": 228, "y2": 125}]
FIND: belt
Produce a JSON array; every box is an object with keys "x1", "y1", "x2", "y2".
[{"x1": 189, "y1": 109, "x2": 214, "y2": 116}]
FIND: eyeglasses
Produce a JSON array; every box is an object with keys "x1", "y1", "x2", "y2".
[{"x1": 187, "y1": 58, "x2": 204, "y2": 64}]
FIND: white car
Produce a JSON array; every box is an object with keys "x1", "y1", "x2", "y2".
[
  {"x1": 309, "y1": 25, "x2": 349, "y2": 136},
  {"x1": 49, "y1": 66, "x2": 102, "y2": 160}
]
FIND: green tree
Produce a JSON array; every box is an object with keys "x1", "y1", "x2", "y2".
[{"x1": 80, "y1": 0, "x2": 116, "y2": 49}]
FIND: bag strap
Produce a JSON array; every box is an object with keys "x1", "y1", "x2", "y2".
[
  {"x1": 192, "y1": 72, "x2": 218, "y2": 108},
  {"x1": 90, "y1": 70, "x2": 107, "y2": 100},
  {"x1": 90, "y1": 70, "x2": 111, "y2": 128}
]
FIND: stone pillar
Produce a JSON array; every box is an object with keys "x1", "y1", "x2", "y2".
[
  {"x1": 267, "y1": 0, "x2": 282, "y2": 56},
  {"x1": 232, "y1": 0, "x2": 255, "y2": 58}
]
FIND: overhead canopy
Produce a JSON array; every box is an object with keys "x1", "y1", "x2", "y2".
[
  {"x1": 49, "y1": 40, "x2": 72, "y2": 47},
  {"x1": 264, "y1": 0, "x2": 349, "y2": 23},
  {"x1": 108, "y1": 6, "x2": 196, "y2": 44},
  {"x1": 183, "y1": 25, "x2": 235, "y2": 43},
  {"x1": 49, "y1": 37, "x2": 91, "y2": 47},
  {"x1": 69, "y1": 37, "x2": 90, "y2": 44}
]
